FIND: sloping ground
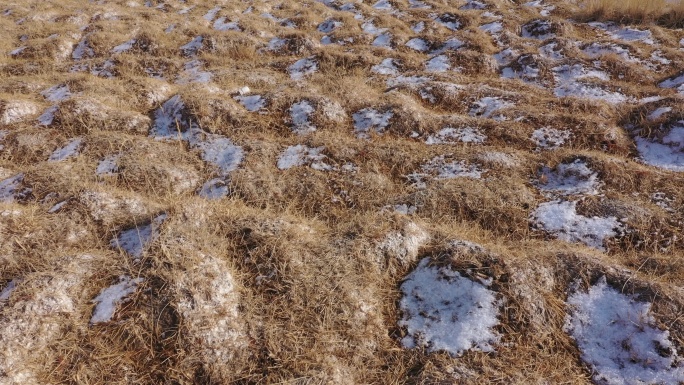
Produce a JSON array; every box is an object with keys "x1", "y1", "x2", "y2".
[{"x1": 1, "y1": 0, "x2": 683, "y2": 383}]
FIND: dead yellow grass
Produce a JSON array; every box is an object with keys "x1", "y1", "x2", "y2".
[{"x1": 577, "y1": 0, "x2": 684, "y2": 27}]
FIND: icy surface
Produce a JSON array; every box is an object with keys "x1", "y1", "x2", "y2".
[
  {"x1": 635, "y1": 123, "x2": 684, "y2": 171},
  {"x1": 372, "y1": 58, "x2": 399, "y2": 75},
  {"x1": 198, "y1": 178, "x2": 229, "y2": 200},
  {"x1": 425, "y1": 55, "x2": 450, "y2": 72},
  {"x1": 289, "y1": 100, "x2": 316, "y2": 135},
  {"x1": 48, "y1": 137, "x2": 83, "y2": 162},
  {"x1": 399, "y1": 258, "x2": 500, "y2": 356},
  {"x1": 565, "y1": 277, "x2": 684, "y2": 385},
  {"x1": 214, "y1": 17, "x2": 241, "y2": 31},
  {"x1": 234, "y1": 95, "x2": 266, "y2": 112},
  {"x1": 552, "y1": 64, "x2": 627, "y2": 104},
  {"x1": 537, "y1": 159, "x2": 600, "y2": 195},
  {"x1": 0, "y1": 279, "x2": 18, "y2": 304},
  {"x1": 0, "y1": 174, "x2": 26, "y2": 202},
  {"x1": 90, "y1": 276, "x2": 144, "y2": 324},
  {"x1": 289, "y1": 56, "x2": 318, "y2": 80},
  {"x1": 111, "y1": 213, "x2": 167, "y2": 259},
  {"x1": 532, "y1": 200, "x2": 621, "y2": 251},
  {"x1": 405, "y1": 38, "x2": 429, "y2": 52},
  {"x1": 353, "y1": 108, "x2": 393, "y2": 138},
  {"x1": 409, "y1": 155, "x2": 484, "y2": 187},
  {"x1": 469, "y1": 97, "x2": 512, "y2": 119},
  {"x1": 589, "y1": 22, "x2": 654, "y2": 44}
]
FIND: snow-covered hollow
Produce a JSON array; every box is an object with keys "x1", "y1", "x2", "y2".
[
  {"x1": 90, "y1": 276, "x2": 144, "y2": 324},
  {"x1": 565, "y1": 277, "x2": 684, "y2": 385},
  {"x1": 399, "y1": 258, "x2": 501, "y2": 356}
]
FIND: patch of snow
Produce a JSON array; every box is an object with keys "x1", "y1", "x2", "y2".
[
  {"x1": 480, "y1": 21, "x2": 503, "y2": 34},
  {"x1": 531, "y1": 200, "x2": 622, "y2": 250},
  {"x1": 112, "y1": 39, "x2": 135, "y2": 54},
  {"x1": 589, "y1": 22, "x2": 654, "y2": 44},
  {"x1": 180, "y1": 36, "x2": 203, "y2": 56},
  {"x1": 460, "y1": 0, "x2": 487, "y2": 10},
  {"x1": 111, "y1": 213, "x2": 167, "y2": 259},
  {"x1": 635, "y1": 122, "x2": 684, "y2": 171},
  {"x1": 426, "y1": 127, "x2": 486, "y2": 144},
  {"x1": 288, "y1": 56, "x2": 318, "y2": 80},
  {"x1": 41, "y1": 84, "x2": 71, "y2": 102},
  {"x1": 494, "y1": 48, "x2": 518, "y2": 65},
  {"x1": 362, "y1": 20, "x2": 387, "y2": 36},
  {"x1": 277, "y1": 145, "x2": 331, "y2": 171},
  {"x1": 387, "y1": 75, "x2": 430, "y2": 87},
  {"x1": 48, "y1": 137, "x2": 83, "y2": 162},
  {"x1": 436, "y1": 13, "x2": 462, "y2": 31},
  {"x1": 0, "y1": 174, "x2": 26, "y2": 202},
  {"x1": 373, "y1": 0, "x2": 393, "y2": 11},
  {"x1": 198, "y1": 178, "x2": 229, "y2": 199},
  {"x1": 267, "y1": 37, "x2": 288, "y2": 51},
  {"x1": 0, "y1": 100, "x2": 39, "y2": 125},
  {"x1": 234, "y1": 95, "x2": 266, "y2": 112},
  {"x1": 411, "y1": 21, "x2": 425, "y2": 33},
  {"x1": 582, "y1": 42, "x2": 636, "y2": 62},
  {"x1": 214, "y1": 17, "x2": 241, "y2": 31},
  {"x1": 372, "y1": 58, "x2": 399, "y2": 75},
  {"x1": 90, "y1": 276, "x2": 143, "y2": 324},
  {"x1": 203, "y1": 6, "x2": 220, "y2": 21},
  {"x1": 177, "y1": 59, "x2": 212, "y2": 84},
  {"x1": 373, "y1": 32, "x2": 392, "y2": 48},
  {"x1": 399, "y1": 258, "x2": 501, "y2": 356},
  {"x1": 647, "y1": 107, "x2": 672, "y2": 121},
  {"x1": 405, "y1": 38, "x2": 430, "y2": 52},
  {"x1": 552, "y1": 64, "x2": 627, "y2": 104},
  {"x1": 409, "y1": 0, "x2": 431, "y2": 9},
  {"x1": 318, "y1": 19, "x2": 342, "y2": 33},
  {"x1": 538, "y1": 42, "x2": 564, "y2": 60},
  {"x1": 537, "y1": 159, "x2": 600, "y2": 195},
  {"x1": 38, "y1": 105, "x2": 59, "y2": 126},
  {"x1": 409, "y1": 155, "x2": 484, "y2": 187},
  {"x1": 48, "y1": 200, "x2": 68, "y2": 213},
  {"x1": 564, "y1": 277, "x2": 684, "y2": 385},
  {"x1": 353, "y1": 108, "x2": 393, "y2": 138},
  {"x1": 0, "y1": 279, "x2": 19, "y2": 304},
  {"x1": 659, "y1": 72, "x2": 684, "y2": 90},
  {"x1": 469, "y1": 97, "x2": 513, "y2": 120},
  {"x1": 425, "y1": 55, "x2": 450, "y2": 72},
  {"x1": 72, "y1": 36, "x2": 94, "y2": 60},
  {"x1": 289, "y1": 100, "x2": 316, "y2": 135},
  {"x1": 96, "y1": 154, "x2": 120, "y2": 176},
  {"x1": 521, "y1": 19, "x2": 555, "y2": 40}
]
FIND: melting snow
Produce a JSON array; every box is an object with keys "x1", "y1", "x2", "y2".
[
  {"x1": 521, "y1": 19, "x2": 555, "y2": 40},
  {"x1": 373, "y1": 32, "x2": 392, "y2": 48},
  {"x1": 277, "y1": 145, "x2": 331, "y2": 171},
  {"x1": 111, "y1": 213, "x2": 167, "y2": 259},
  {"x1": 180, "y1": 36, "x2": 203, "y2": 56},
  {"x1": 318, "y1": 19, "x2": 342, "y2": 33},
  {"x1": 48, "y1": 137, "x2": 83, "y2": 162},
  {"x1": 214, "y1": 17, "x2": 241, "y2": 31},
  {"x1": 234, "y1": 95, "x2": 266, "y2": 112},
  {"x1": 198, "y1": 178, "x2": 229, "y2": 200},
  {"x1": 405, "y1": 38, "x2": 430, "y2": 52},
  {"x1": 96, "y1": 154, "x2": 120, "y2": 176},
  {"x1": 426, "y1": 127, "x2": 486, "y2": 144},
  {"x1": 90, "y1": 276, "x2": 144, "y2": 324},
  {"x1": 409, "y1": 155, "x2": 484, "y2": 187},
  {"x1": 289, "y1": 100, "x2": 316, "y2": 135},
  {"x1": 372, "y1": 58, "x2": 399, "y2": 75},
  {"x1": 41, "y1": 84, "x2": 71, "y2": 102},
  {"x1": 353, "y1": 108, "x2": 393, "y2": 138},
  {"x1": 469, "y1": 97, "x2": 513, "y2": 120},
  {"x1": 461, "y1": 0, "x2": 487, "y2": 10},
  {"x1": 112, "y1": 39, "x2": 135, "y2": 54},
  {"x1": 480, "y1": 21, "x2": 503, "y2": 34},
  {"x1": 72, "y1": 36, "x2": 94, "y2": 60},
  {"x1": 565, "y1": 277, "x2": 684, "y2": 385},
  {"x1": 399, "y1": 258, "x2": 500, "y2": 356},
  {"x1": 589, "y1": 22, "x2": 654, "y2": 45},
  {"x1": 0, "y1": 174, "x2": 26, "y2": 202},
  {"x1": 289, "y1": 56, "x2": 318, "y2": 80},
  {"x1": 425, "y1": 55, "x2": 450, "y2": 72},
  {"x1": 0, "y1": 279, "x2": 19, "y2": 304},
  {"x1": 436, "y1": 14, "x2": 462, "y2": 31},
  {"x1": 537, "y1": 159, "x2": 600, "y2": 195},
  {"x1": 659, "y1": 72, "x2": 684, "y2": 92},
  {"x1": 647, "y1": 107, "x2": 672, "y2": 121},
  {"x1": 634, "y1": 122, "x2": 684, "y2": 172},
  {"x1": 532, "y1": 200, "x2": 621, "y2": 251},
  {"x1": 552, "y1": 64, "x2": 627, "y2": 104},
  {"x1": 532, "y1": 127, "x2": 571, "y2": 150}
]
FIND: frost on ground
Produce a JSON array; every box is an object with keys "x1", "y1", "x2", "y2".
[
  {"x1": 536, "y1": 159, "x2": 600, "y2": 195},
  {"x1": 552, "y1": 64, "x2": 628, "y2": 104},
  {"x1": 532, "y1": 200, "x2": 622, "y2": 251},
  {"x1": 353, "y1": 108, "x2": 393, "y2": 138},
  {"x1": 408, "y1": 155, "x2": 485, "y2": 188},
  {"x1": 0, "y1": 255, "x2": 96, "y2": 385},
  {"x1": 111, "y1": 213, "x2": 167, "y2": 260},
  {"x1": 289, "y1": 100, "x2": 316, "y2": 134},
  {"x1": 398, "y1": 258, "x2": 500, "y2": 356},
  {"x1": 426, "y1": 127, "x2": 486, "y2": 145},
  {"x1": 289, "y1": 56, "x2": 318, "y2": 80},
  {"x1": 277, "y1": 145, "x2": 331, "y2": 171},
  {"x1": 174, "y1": 252, "x2": 248, "y2": 373},
  {"x1": 532, "y1": 127, "x2": 571, "y2": 150},
  {"x1": 565, "y1": 277, "x2": 684, "y2": 385},
  {"x1": 634, "y1": 122, "x2": 684, "y2": 172},
  {"x1": 48, "y1": 137, "x2": 83, "y2": 162},
  {"x1": 90, "y1": 276, "x2": 144, "y2": 324}
]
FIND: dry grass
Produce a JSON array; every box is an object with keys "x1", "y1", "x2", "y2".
[
  {"x1": 577, "y1": 0, "x2": 684, "y2": 27},
  {"x1": 0, "y1": 0, "x2": 684, "y2": 383}
]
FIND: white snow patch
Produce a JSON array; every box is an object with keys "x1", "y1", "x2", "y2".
[
  {"x1": 659, "y1": 72, "x2": 684, "y2": 91},
  {"x1": 647, "y1": 107, "x2": 672, "y2": 121},
  {"x1": 552, "y1": 64, "x2": 627, "y2": 104},
  {"x1": 411, "y1": 21, "x2": 425, "y2": 33},
  {"x1": 96, "y1": 154, "x2": 120, "y2": 176},
  {"x1": 405, "y1": 38, "x2": 430, "y2": 52},
  {"x1": 425, "y1": 55, "x2": 450, "y2": 72},
  {"x1": 277, "y1": 145, "x2": 331, "y2": 171},
  {"x1": 203, "y1": 6, "x2": 220, "y2": 21},
  {"x1": 48, "y1": 137, "x2": 83, "y2": 162},
  {"x1": 426, "y1": 127, "x2": 486, "y2": 144},
  {"x1": 521, "y1": 19, "x2": 555, "y2": 40},
  {"x1": 353, "y1": 108, "x2": 393, "y2": 138},
  {"x1": 532, "y1": 127, "x2": 571, "y2": 150},
  {"x1": 373, "y1": 0, "x2": 393, "y2": 11},
  {"x1": 198, "y1": 178, "x2": 229, "y2": 200},
  {"x1": 480, "y1": 21, "x2": 503, "y2": 34},
  {"x1": 362, "y1": 20, "x2": 387, "y2": 36},
  {"x1": 399, "y1": 258, "x2": 500, "y2": 356},
  {"x1": 436, "y1": 14, "x2": 462, "y2": 31},
  {"x1": 539, "y1": 42, "x2": 564, "y2": 60},
  {"x1": 635, "y1": 122, "x2": 684, "y2": 171},
  {"x1": 409, "y1": 155, "x2": 484, "y2": 187},
  {"x1": 373, "y1": 32, "x2": 392, "y2": 48},
  {"x1": 289, "y1": 100, "x2": 316, "y2": 135},
  {"x1": 111, "y1": 213, "x2": 167, "y2": 259},
  {"x1": 177, "y1": 59, "x2": 212, "y2": 84},
  {"x1": 90, "y1": 276, "x2": 143, "y2": 324},
  {"x1": 72, "y1": 36, "x2": 94, "y2": 60},
  {"x1": 494, "y1": 48, "x2": 518, "y2": 65},
  {"x1": 589, "y1": 22, "x2": 654, "y2": 44},
  {"x1": 461, "y1": 0, "x2": 487, "y2": 10},
  {"x1": 565, "y1": 277, "x2": 684, "y2": 385},
  {"x1": 0, "y1": 279, "x2": 19, "y2": 304},
  {"x1": 267, "y1": 37, "x2": 288, "y2": 51},
  {"x1": 582, "y1": 42, "x2": 636, "y2": 62},
  {"x1": 318, "y1": 19, "x2": 342, "y2": 33},
  {"x1": 532, "y1": 200, "x2": 621, "y2": 250},
  {"x1": 288, "y1": 56, "x2": 318, "y2": 80},
  {"x1": 41, "y1": 84, "x2": 71, "y2": 102},
  {"x1": 180, "y1": 36, "x2": 203, "y2": 56},
  {"x1": 409, "y1": 0, "x2": 431, "y2": 9},
  {"x1": 234, "y1": 94, "x2": 266, "y2": 112},
  {"x1": 469, "y1": 97, "x2": 513, "y2": 120},
  {"x1": 112, "y1": 39, "x2": 135, "y2": 54},
  {"x1": 537, "y1": 159, "x2": 600, "y2": 195},
  {"x1": 37, "y1": 105, "x2": 58, "y2": 125},
  {"x1": 0, "y1": 174, "x2": 26, "y2": 202},
  {"x1": 214, "y1": 17, "x2": 241, "y2": 31},
  {"x1": 372, "y1": 58, "x2": 399, "y2": 75}
]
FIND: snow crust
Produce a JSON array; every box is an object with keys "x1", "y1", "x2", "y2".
[{"x1": 90, "y1": 276, "x2": 144, "y2": 324}]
